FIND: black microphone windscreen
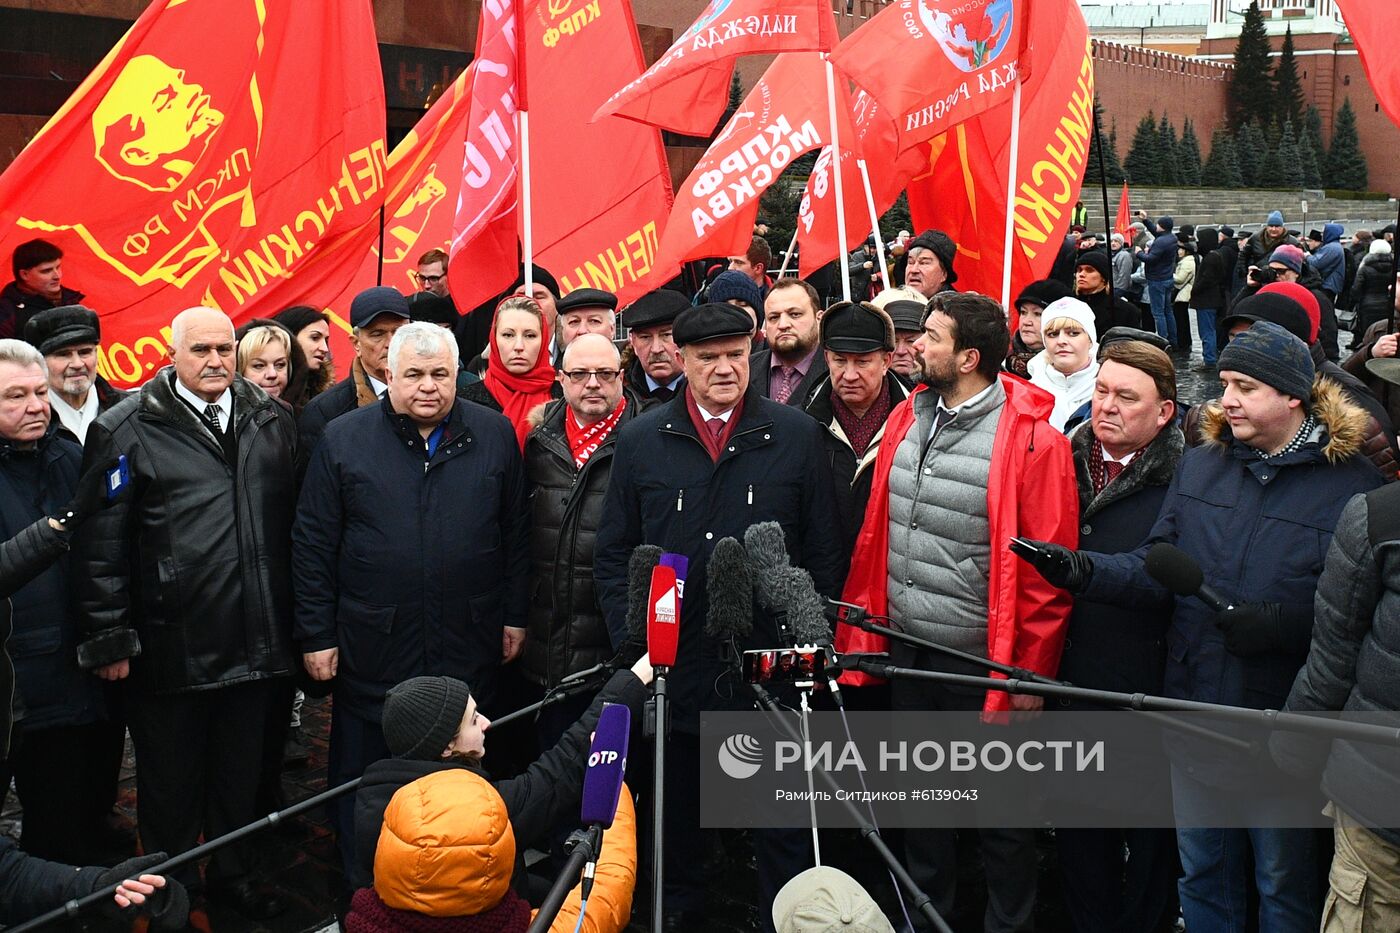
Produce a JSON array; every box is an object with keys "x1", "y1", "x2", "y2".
[
  {"x1": 625, "y1": 545, "x2": 664, "y2": 646},
  {"x1": 705, "y1": 537, "x2": 754, "y2": 640},
  {"x1": 773, "y1": 566, "x2": 832, "y2": 646},
  {"x1": 1144, "y1": 542, "x2": 1204, "y2": 597},
  {"x1": 743, "y1": 522, "x2": 790, "y2": 574}
]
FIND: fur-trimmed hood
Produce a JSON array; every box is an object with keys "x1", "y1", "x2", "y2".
[{"x1": 1197, "y1": 375, "x2": 1367, "y2": 464}]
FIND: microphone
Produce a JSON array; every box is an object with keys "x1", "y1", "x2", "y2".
[
  {"x1": 705, "y1": 536, "x2": 754, "y2": 641},
  {"x1": 771, "y1": 566, "x2": 832, "y2": 647},
  {"x1": 1144, "y1": 542, "x2": 1235, "y2": 612},
  {"x1": 624, "y1": 544, "x2": 663, "y2": 652},
  {"x1": 744, "y1": 521, "x2": 791, "y2": 574},
  {"x1": 647, "y1": 564, "x2": 681, "y2": 669},
  {"x1": 580, "y1": 703, "x2": 630, "y2": 829}
]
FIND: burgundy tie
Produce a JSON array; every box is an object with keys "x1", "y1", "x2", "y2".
[
  {"x1": 707, "y1": 418, "x2": 725, "y2": 440},
  {"x1": 1103, "y1": 460, "x2": 1125, "y2": 486},
  {"x1": 771, "y1": 369, "x2": 794, "y2": 404}
]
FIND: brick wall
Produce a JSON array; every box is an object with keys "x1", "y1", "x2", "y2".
[{"x1": 1092, "y1": 40, "x2": 1231, "y2": 168}]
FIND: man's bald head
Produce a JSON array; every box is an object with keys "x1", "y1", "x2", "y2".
[
  {"x1": 169, "y1": 306, "x2": 236, "y2": 402},
  {"x1": 559, "y1": 333, "x2": 623, "y2": 424}
]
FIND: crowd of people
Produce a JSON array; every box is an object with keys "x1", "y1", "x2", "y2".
[{"x1": 0, "y1": 216, "x2": 1397, "y2": 933}]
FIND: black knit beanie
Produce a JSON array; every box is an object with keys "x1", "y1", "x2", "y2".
[
  {"x1": 381, "y1": 676, "x2": 472, "y2": 761},
  {"x1": 1217, "y1": 320, "x2": 1314, "y2": 402}
]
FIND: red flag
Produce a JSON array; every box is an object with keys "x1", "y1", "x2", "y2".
[
  {"x1": 593, "y1": 0, "x2": 839, "y2": 137},
  {"x1": 446, "y1": 0, "x2": 523, "y2": 314},
  {"x1": 1114, "y1": 181, "x2": 1132, "y2": 240},
  {"x1": 646, "y1": 53, "x2": 841, "y2": 285},
  {"x1": 1334, "y1": 0, "x2": 1400, "y2": 128},
  {"x1": 905, "y1": 0, "x2": 1091, "y2": 304},
  {"x1": 525, "y1": 0, "x2": 675, "y2": 302},
  {"x1": 796, "y1": 88, "x2": 925, "y2": 280},
  {"x1": 831, "y1": 0, "x2": 1025, "y2": 151},
  {"x1": 0, "y1": 0, "x2": 385, "y2": 387}
]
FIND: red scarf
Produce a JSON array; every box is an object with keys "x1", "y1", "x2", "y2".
[
  {"x1": 563, "y1": 396, "x2": 627, "y2": 468},
  {"x1": 344, "y1": 888, "x2": 531, "y2": 933},
  {"x1": 483, "y1": 301, "x2": 556, "y2": 450}
]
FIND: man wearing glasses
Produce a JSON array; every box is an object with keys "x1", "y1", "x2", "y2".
[
  {"x1": 413, "y1": 249, "x2": 451, "y2": 300},
  {"x1": 520, "y1": 333, "x2": 638, "y2": 747}
]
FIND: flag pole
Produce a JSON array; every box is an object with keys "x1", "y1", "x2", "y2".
[
  {"x1": 376, "y1": 204, "x2": 386, "y2": 286},
  {"x1": 823, "y1": 54, "x2": 852, "y2": 303},
  {"x1": 517, "y1": 0, "x2": 534, "y2": 292},
  {"x1": 857, "y1": 159, "x2": 889, "y2": 296},
  {"x1": 999, "y1": 77, "x2": 1023, "y2": 311},
  {"x1": 778, "y1": 227, "x2": 799, "y2": 278},
  {"x1": 1091, "y1": 93, "x2": 1116, "y2": 300}
]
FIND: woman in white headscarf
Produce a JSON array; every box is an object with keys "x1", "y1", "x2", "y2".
[{"x1": 1026, "y1": 295, "x2": 1100, "y2": 432}]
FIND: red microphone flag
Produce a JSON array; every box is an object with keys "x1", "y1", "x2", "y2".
[
  {"x1": 593, "y1": 0, "x2": 840, "y2": 137},
  {"x1": 647, "y1": 564, "x2": 681, "y2": 669}
]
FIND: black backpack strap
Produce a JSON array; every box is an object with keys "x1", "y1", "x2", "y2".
[{"x1": 1364, "y1": 482, "x2": 1400, "y2": 548}]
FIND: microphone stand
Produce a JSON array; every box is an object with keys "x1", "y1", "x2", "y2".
[
  {"x1": 648, "y1": 663, "x2": 669, "y2": 933},
  {"x1": 839, "y1": 656, "x2": 1400, "y2": 748},
  {"x1": 749, "y1": 682, "x2": 956, "y2": 933},
  {"x1": 833, "y1": 604, "x2": 1253, "y2": 752},
  {"x1": 524, "y1": 825, "x2": 603, "y2": 933}
]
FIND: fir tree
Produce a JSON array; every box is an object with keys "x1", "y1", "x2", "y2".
[
  {"x1": 1236, "y1": 120, "x2": 1266, "y2": 187},
  {"x1": 1274, "y1": 121, "x2": 1305, "y2": 189},
  {"x1": 1178, "y1": 119, "x2": 1203, "y2": 186},
  {"x1": 1202, "y1": 127, "x2": 1244, "y2": 189},
  {"x1": 1299, "y1": 131, "x2": 1322, "y2": 187},
  {"x1": 1086, "y1": 98, "x2": 1107, "y2": 184},
  {"x1": 1105, "y1": 124, "x2": 1125, "y2": 185},
  {"x1": 1303, "y1": 106, "x2": 1327, "y2": 161},
  {"x1": 1228, "y1": 1, "x2": 1275, "y2": 128},
  {"x1": 728, "y1": 70, "x2": 743, "y2": 109},
  {"x1": 1158, "y1": 113, "x2": 1180, "y2": 186},
  {"x1": 1274, "y1": 28, "x2": 1306, "y2": 130},
  {"x1": 1125, "y1": 113, "x2": 1161, "y2": 185},
  {"x1": 1259, "y1": 119, "x2": 1284, "y2": 186},
  {"x1": 1327, "y1": 98, "x2": 1369, "y2": 191}
]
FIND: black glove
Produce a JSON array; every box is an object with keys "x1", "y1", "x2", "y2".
[
  {"x1": 1009, "y1": 538, "x2": 1094, "y2": 593},
  {"x1": 1215, "y1": 602, "x2": 1312, "y2": 657},
  {"x1": 91, "y1": 851, "x2": 190, "y2": 930},
  {"x1": 56, "y1": 457, "x2": 126, "y2": 530}
]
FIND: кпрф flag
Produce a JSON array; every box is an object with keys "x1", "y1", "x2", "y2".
[
  {"x1": 0, "y1": 0, "x2": 385, "y2": 387},
  {"x1": 592, "y1": 0, "x2": 839, "y2": 138}
]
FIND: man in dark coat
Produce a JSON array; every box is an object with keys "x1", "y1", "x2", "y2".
[
  {"x1": 802, "y1": 301, "x2": 910, "y2": 564},
  {"x1": 594, "y1": 302, "x2": 844, "y2": 931},
  {"x1": 0, "y1": 239, "x2": 84, "y2": 340},
  {"x1": 522, "y1": 334, "x2": 640, "y2": 746},
  {"x1": 22, "y1": 305, "x2": 126, "y2": 447},
  {"x1": 1055, "y1": 339, "x2": 1184, "y2": 933},
  {"x1": 0, "y1": 339, "x2": 107, "y2": 865},
  {"x1": 293, "y1": 321, "x2": 529, "y2": 876},
  {"x1": 1188, "y1": 228, "x2": 1229, "y2": 370},
  {"x1": 1142, "y1": 216, "x2": 1180, "y2": 345},
  {"x1": 72, "y1": 307, "x2": 298, "y2": 920},
  {"x1": 752, "y1": 278, "x2": 828, "y2": 407},
  {"x1": 621, "y1": 289, "x2": 689, "y2": 405},
  {"x1": 1020, "y1": 322, "x2": 1383, "y2": 933}
]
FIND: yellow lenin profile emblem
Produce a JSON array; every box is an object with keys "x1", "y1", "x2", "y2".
[{"x1": 92, "y1": 55, "x2": 225, "y2": 192}]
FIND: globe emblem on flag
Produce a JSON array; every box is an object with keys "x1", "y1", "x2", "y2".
[
  {"x1": 92, "y1": 55, "x2": 225, "y2": 192},
  {"x1": 919, "y1": 0, "x2": 1015, "y2": 74},
  {"x1": 679, "y1": 0, "x2": 735, "y2": 41},
  {"x1": 717, "y1": 733, "x2": 764, "y2": 780}
]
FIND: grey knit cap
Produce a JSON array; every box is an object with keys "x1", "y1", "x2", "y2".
[
  {"x1": 381, "y1": 676, "x2": 471, "y2": 760},
  {"x1": 1217, "y1": 320, "x2": 1314, "y2": 402}
]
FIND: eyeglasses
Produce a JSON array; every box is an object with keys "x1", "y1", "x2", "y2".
[
  {"x1": 561, "y1": 368, "x2": 621, "y2": 385},
  {"x1": 413, "y1": 272, "x2": 446, "y2": 287}
]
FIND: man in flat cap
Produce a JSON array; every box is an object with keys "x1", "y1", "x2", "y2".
[
  {"x1": 555, "y1": 288, "x2": 618, "y2": 351},
  {"x1": 871, "y1": 287, "x2": 928, "y2": 384},
  {"x1": 24, "y1": 305, "x2": 126, "y2": 447},
  {"x1": 595, "y1": 302, "x2": 843, "y2": 931},
  {"x1": 621, "y1": 289, "x2": 689, "y2": 406},
  {"x1": 803, "y1": 301, "x2": 910, "y2": 563}
]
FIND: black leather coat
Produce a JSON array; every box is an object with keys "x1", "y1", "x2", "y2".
[{"x1": 73, "y1": 370, "x2": 298, "y2": 694}]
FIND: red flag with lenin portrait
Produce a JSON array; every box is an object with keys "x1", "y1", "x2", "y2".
[
  {"x1": 645, "y1": 53, "x2": 841, "y2": 287},
  {"x1": 592, "y1": 0, "x2": 840, "y2": 137},
  {"x1": 446, "y1": 0, "x2": 524, "y2": 316},
  {"x1": 831, "y1": 0, "x2": 1025, "y2": 152},
  {"x1": 0, "y1": 0, "x2": 386, "y2": 388}
]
